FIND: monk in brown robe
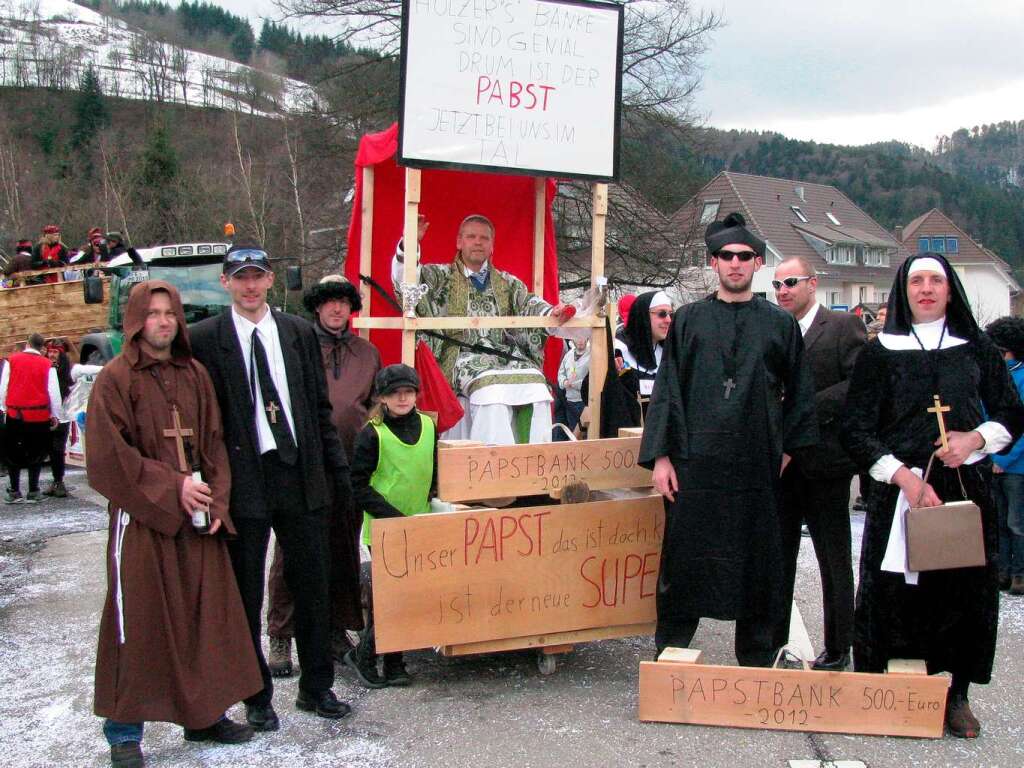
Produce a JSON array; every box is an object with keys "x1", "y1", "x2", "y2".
[
  {"x1": 86, "y1": 280, "x2": 262, "y2": 768},
  {"x1": 266, "y1": 276, "x2": 375, "y2": 674}
]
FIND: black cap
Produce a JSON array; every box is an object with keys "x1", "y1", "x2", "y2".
[
  {"x1": 375, "y1": 364, "x2": 420, "y2": 396},
  {"x1": 705, "y1": 212, "x2": 766, "y2": 259},
  {"x1": 224, "y1": 241, "x2": 272, "y2": 276}
]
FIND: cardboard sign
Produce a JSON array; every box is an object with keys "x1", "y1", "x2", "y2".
[
  {"x1": 398, "y1": 0, "x2": 624, "y2": 179},
  {"x1": 371, "y1": 495, "x2": 664, "y2": 652},
  {"x1": 639, "y1": 659, "x2": 949, "y2": 738},
  {"x1": 437, "y1": 437, "x2": 651, "y2": 501}
]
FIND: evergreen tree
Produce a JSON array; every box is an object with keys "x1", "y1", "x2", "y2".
[
  {"x1": 70, "y1": 66, "x2": 110, "y2": 154},
  {"x1": 231, "y1": 26, "x2": 255, "y2": 63},
  {"x1": 138, "y1": 118, "x2": 180, "y2": 241}
]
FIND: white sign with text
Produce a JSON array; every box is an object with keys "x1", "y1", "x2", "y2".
[{"x1": 399, "y1": 0, "x2": 622, "y2": 179}]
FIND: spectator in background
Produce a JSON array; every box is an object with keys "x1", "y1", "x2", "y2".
[
  {"x1": 615, "y1": 293, "x2": 637, "y2": 341},
  {"x1": 2, "y1": 241, "x2": 34, "y2": 287},
  {"x1": 986, "y1": 316, "x2": 1024, "y2": 596},
  {"x1": 43, "y1": 339, "x2": 73, "y2": 498},
  {"x1": 106, "y1": 231, "x2": 145, "y2": 267},
  {"x1": 32, "y1": 225, "x2": 68, "y2": 284},
  {"x1": 72, "y1": 229, "x2": 109, "y2": 268},
  {"x1": 553, "y1": 339, "x2": 589, "y2": 440},
  {"x1": 854, "y1": 303, "x2": 889, "y2": 512},
  {"x1": 1, "y1": 333, "x2": 64, "y2": 503}
]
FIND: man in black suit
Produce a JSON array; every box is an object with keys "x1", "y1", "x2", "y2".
[
  {"x1": 773, "y1": 257, "x2": 866, "y2": 670},
  {"x1": 191, "y1": 243, "x2": 353, "y2": 729}
]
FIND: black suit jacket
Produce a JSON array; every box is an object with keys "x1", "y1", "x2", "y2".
[
  {"x1": 190, "y1": 309, "x2": 349, "y2": 518},
  {"x1": 791, "y1": 306, "x2": 866, "y2": 479}
]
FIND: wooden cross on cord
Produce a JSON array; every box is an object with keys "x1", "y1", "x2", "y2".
[
  {"x1": 927, "y1": 394, "x2": 951, "y2": 452},
  {"x1": 163, "y1": 406, "x2": 194, "y2": 473},
  {"x1": 265, "y1": 401, "x2": 281, "y2": 425}
]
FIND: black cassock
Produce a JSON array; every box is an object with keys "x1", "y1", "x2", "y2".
[
  {"x1": 842, "y1": 338, "x2": 1024, "y2": 682},
  {"x1": 639, "y1": 295, "x2": 818, "y2": 625}
]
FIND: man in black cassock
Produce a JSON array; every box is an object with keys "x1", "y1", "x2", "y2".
[
  {"x1": 842, "y1": 253, "x2": 1024, "y2": 738},
  {"x1": 639, "y1": 212, "x2": 818, "y2": 667}
]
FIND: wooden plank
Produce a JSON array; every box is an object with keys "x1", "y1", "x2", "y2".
[
  {"x1": 352, "y1": 315, "x2": 604, "y2": 330},
  {"x1": 638, "y1": 659, "x2": 949, "y2": 738},
  {"x1": 442, "y1": 622, "x2": 655, "y2": 656},
  {"x1": 371, "y1": 496, "x2": 664, "y2": 653},
  {"x1": 437, "y1": 436, "x2": 652, "y2": 502},
  {"x1": 532, "y1": 177, "x2": 545, "y2": 296},
  {"x1": 658, "y1": 647, "x2": 704, "y2": 665},
  {"x1": 358, "y1": 164, "x2": 375, "y2": 340},
  {"x1": 0, "y1": 278, "x2": 109, "y2": 353},
  {"x1": 402, "y1": 167, "x2": 421, "y2": 365},
  {"x1": 587, "y1": 182, "x2": 609, "y2": 439},
  {"x1": 887, "y1": 659, "x2": 928, "y2": 675},
  {"x1": 617, "y1": 427, "x2": 644, "y2": 438}
]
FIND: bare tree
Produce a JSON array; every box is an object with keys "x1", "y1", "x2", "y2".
[
  {"x1": 282, "y1": 118, "x2": 307, "y2": 263},
  {"x1": 170, "y1": 46, "x2": 192, "y2": 106},
  {"x1": 0, "y1": 130, "x2": 25, "y2": 237},
  {"x1": 232, "y1": 113, "x2": 269, "y2": 245},
  {"x1": 98, "y1": 133, "x2": 134, "y2": 245},
  {"x1": 273, "y1": 0, "x2": 719, "y2": 121}
]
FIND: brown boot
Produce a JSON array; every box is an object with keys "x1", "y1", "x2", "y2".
[
  {"x1": 268, "y1": 636, "x2": 293, "y2": 678},
  {"x1": 1010, "y1": 575, "x2": 1024, "y2": 596},
  {"x1": 110, "y1": 741, "x2": 144, "y2": 767},
  {"x1": 946, "y1": 693, "x2": 981, "y2": 738}
]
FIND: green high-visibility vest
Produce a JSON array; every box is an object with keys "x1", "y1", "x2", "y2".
[{"x1": 362, "y1": 412, "x2": 435, "y2": 547}]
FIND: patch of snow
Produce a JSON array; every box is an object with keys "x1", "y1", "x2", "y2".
[{"x1": 0, "y1": 0, "x2": 318, "y2": 116}]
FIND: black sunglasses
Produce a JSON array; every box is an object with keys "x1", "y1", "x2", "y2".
[
  {"x1": 715, "y1": 250, "x2": 757, "y2": 262},
  {"x1": 771, "y1": 276, "x2": 813, "y2": 289},
  {"x1": 649, "y1": 309, "x2": 673, "y2": 319}
]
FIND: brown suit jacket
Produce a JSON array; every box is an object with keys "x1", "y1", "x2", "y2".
[{"x1": 791, "y1": 305, "x2": 866, "y2": 479}]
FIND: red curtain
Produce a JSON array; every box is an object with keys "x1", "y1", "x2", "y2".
[{"x1": 344, "y1": 123, "x2": 562, "y2": 381}]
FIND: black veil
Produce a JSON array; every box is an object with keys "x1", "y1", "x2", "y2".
[{"x1": 883, "y1": 252, "x2": 979, "y2": 339}]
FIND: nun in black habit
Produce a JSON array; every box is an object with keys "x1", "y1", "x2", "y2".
[
  {"x1": 841, "y1": 252, "x2": 1024, "y2": 738},
  {"x1": 638, "y1": 213, "x2": 819, "y2": 667}
]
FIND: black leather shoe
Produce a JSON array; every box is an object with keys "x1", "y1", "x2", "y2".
[
  {"x1": 183, "y1": 717, "x2": 254, "y2": 743},
  {"x1": 295, "y1": 688, "x2": 352, "y2": 719},
  {"x1": 110, "y1": 742, "x2": 144, "y2": 768},
  {"x1": 244, "y1": 703, "x2": 280, "y2": 732},
  {"x1": 811, "y1": 650, "x2": 850, "y2": 671}
]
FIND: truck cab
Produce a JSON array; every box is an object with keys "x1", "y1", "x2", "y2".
[{"x1": 79, "y1": 242, "x2": 231, "y2": 364}]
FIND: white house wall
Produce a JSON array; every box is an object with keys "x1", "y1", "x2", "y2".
[{"x1": 955, "y1": 264, "x2": 1012, "y2": 325}]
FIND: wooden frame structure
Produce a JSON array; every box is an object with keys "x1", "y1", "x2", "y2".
[{"x1": 351, "y1": 166, "x2": 610, "y2": 438}]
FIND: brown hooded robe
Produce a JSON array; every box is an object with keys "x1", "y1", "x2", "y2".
[{"x1": 87, "y1": 280, "x2": 261, "y2": 728}]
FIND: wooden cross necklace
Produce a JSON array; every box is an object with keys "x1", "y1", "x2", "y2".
[{"x1": 150, "y1": 369, "x2": 194, "y2": 474}]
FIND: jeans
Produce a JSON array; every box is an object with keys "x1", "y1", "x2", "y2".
[
  {"x1": 102, "y1": 720, "x2": 143, "y2": 746},
  {"x1": 993, "y1": 472, "x2": 1024, "y2": 577}
]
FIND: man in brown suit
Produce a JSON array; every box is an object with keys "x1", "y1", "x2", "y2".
[
  {"x1": 86, "y1": 281, "x2": 262, "y2": 767},
  {"x1": 773, "y1": 257, "x2": 866, "y2": 670},
  {"x1": 266, "y1": 276, "x2": 377, "y2": 675}
]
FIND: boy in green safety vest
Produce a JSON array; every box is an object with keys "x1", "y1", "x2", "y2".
[{"x1": 346, "y1": 364, "x2": 438, "y2": 688}]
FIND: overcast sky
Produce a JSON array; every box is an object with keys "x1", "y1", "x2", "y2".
[{"x1": 206, "y1": 0, "x2": 1024, "y2": 150}]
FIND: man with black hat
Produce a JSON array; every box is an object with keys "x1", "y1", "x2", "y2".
[
  {"x1": 190, "y1": 242, "x2": 355, "y2": 730},
  {"x1": 639, "y1": 212, "x2": 819, "y2": 667},
  {"x1": 265, "y1": 275, "x2": 375, "y2": 676},
  {"x1": 842, "y1": 254, "x2": 1024, "y2": 738}
]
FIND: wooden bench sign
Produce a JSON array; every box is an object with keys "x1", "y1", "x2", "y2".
[
  {"x1": 639, "y1": 654, "x2": 949, "y2": 738},
  {"x1": 437, "y1": 436, "x2": 652, "y2": 501},
  {"x1": 371, "y1": 495, "x2": 664, "y2": 653}
]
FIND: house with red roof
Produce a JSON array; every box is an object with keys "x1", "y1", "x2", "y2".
[{"x1": 897, "y1": 208, "x2": 1019, "y2": 324}]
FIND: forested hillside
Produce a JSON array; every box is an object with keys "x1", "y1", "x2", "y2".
[{"x1": 699, "y1": 130, "x2": 1024, "y2": 269}]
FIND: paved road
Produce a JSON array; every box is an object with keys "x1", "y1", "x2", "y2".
[{"x1": 1, "y1": 470, "x2": 1022, "y2": 767}]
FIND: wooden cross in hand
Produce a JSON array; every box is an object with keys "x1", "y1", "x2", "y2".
[
  {"x1": 265, "y1": 401, "x2": 281, "y2": 425},
  {"x1": 927, "y1": 394, "x2": 951, "y2": 452}
]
